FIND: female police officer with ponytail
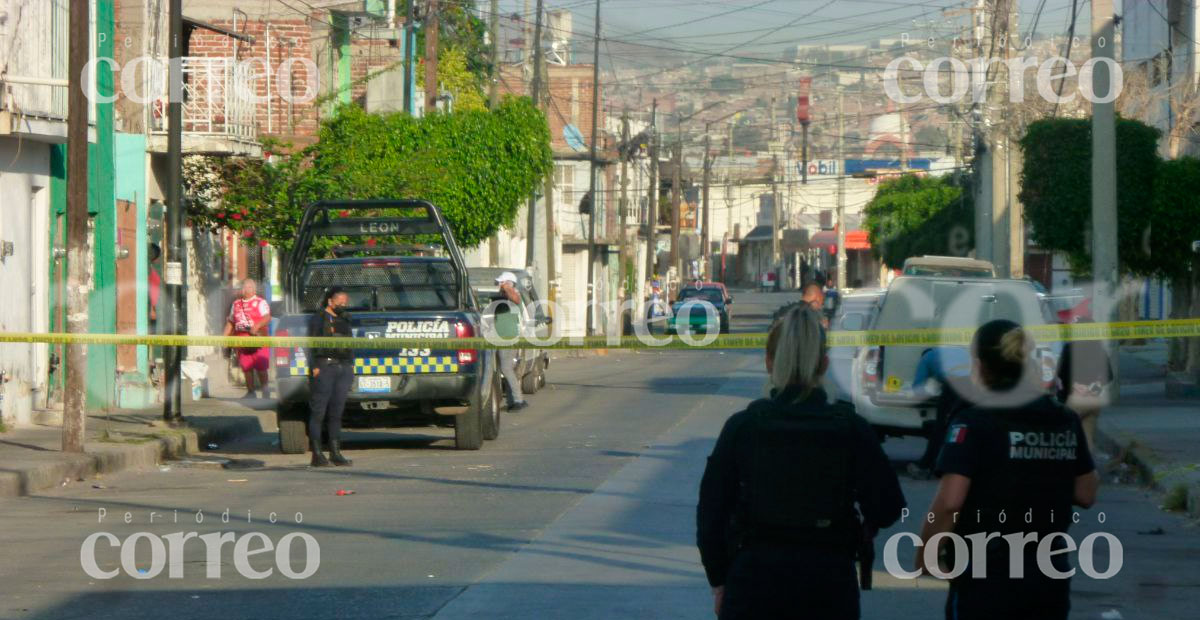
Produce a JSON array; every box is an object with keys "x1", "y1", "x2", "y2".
[
  {"x1": 919, "y1": 319, "x2": 1100, "y2": 620},
  {"x1": 697, "y1": 306, "x2": 906, "y2": 619}
]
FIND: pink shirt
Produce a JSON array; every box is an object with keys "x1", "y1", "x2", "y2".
[{"x1": 229, "y1": 295, "x2": 270, "y2": 335}]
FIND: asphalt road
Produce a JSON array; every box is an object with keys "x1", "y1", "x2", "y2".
[{"x1": 0, "y1": 291, "x2": 1195, "y2": 620}]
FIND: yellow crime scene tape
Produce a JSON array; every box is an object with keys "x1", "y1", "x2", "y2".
[{"x1": 1, "y1": 318, "x2": 1198, "y2": 350}]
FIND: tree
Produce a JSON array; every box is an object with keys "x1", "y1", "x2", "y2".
[
  {"x1": 409, "y1": 0, "x2": 491, "y2": 83},
  {"x1": 1018, "y1": 117, "x2": 1161, "y2": 277},
  {"x1": 200, "y1": 97, "x2": 552, "y2": 252},
  {"x1": 421, "y1": 46, "x2": 486, "y2": 112},
  {"x1": 863, "y1": 173, "x2": 974, "y2": 269},
  {"x1": 1119, "y1": 58, "x2": 1200, "y2": 159},
  {"x1": 1151, "y1": 157, "x2": 1200, "y2": 373}
]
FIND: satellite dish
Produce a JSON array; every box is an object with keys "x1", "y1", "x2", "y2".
[{"x1": 564, "y1": 124, "x2": 587, "y2": 152}]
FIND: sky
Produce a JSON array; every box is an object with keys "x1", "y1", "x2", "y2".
[{"x1": 494, "y1": 0, "x2": 1093, "y2": 61}]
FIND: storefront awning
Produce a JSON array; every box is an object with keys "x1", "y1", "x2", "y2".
[{"x1": 808, "y1": 230, "x2": 871, "y2": 251}]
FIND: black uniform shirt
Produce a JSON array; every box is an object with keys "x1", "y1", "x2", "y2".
[
  {"x1": 697, "y1": 387, "x2": 906, "y2": 588},
  {"x1": 935, "y1": 395, "x2": 1095, "y2": 570},
  {"x1": 308, "y1": 309, "x2": 353, "y2": 362}
]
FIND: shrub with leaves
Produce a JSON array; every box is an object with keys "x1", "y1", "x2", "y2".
[
  {"x1": 1018, "y1": 117, "x2": 1161, "y2": 276},
  {"x1": 863, "y1": 173, "x2": 974, "y2": 269},
  {"x1": 205, "y1": 97, "x2": 552, "y2": 252}
]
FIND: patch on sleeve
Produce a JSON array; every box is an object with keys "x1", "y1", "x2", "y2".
[{"x1": 946, "y1": 424, "x2": 969, "y2": 444}]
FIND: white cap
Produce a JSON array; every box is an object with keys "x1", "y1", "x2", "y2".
[{"x1": 495, "y1": 271, "x2": 518, "y2": 285}]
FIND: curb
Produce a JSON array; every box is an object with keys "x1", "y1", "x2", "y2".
[
  {"x1": 0, "y1": 415, "x2": 263, "y2": 498},
  {"x1": 1096, "y1": 427, "x2": 1200, "y2": 519}
]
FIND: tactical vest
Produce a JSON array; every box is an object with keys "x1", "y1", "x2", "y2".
[{"x1": 734, "y1": 397, "x2": 858, "y2": 549}]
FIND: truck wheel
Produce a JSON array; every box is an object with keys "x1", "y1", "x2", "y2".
[
  {"x1": 537, "y1": 360, "x2": 547, "y2": 389},
  {"x1": 455, "y1": 389, "x2": 485, "y2": 450},
  {"x1": 277, "y1": 405, "x2": 308, "y2": 455},
  {"x1": 482, "y1": 373, "x2": 502, "y2": 441},
  {"x1": 521, "y1": 361, "x2": 541, "y2": 395}
]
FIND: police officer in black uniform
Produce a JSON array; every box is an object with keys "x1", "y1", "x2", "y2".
[
  {"x1": 697, "y1": 305, "x2": 906, "y2": 620},
  {"x1": 307, "y1": 287, "x2": 354, "y2": 468},
  {"x1": 919, "y1": 319, "x2": 1100, "y2": 620}
]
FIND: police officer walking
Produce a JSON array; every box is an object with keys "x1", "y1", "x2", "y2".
[
  {"x1": 307, "y1": 287, "x2": 354, "y2": 467},
  {"x1": 918, "y1": 319, "x2": 1100, "y2": 620},
  {"x1": 697, "y1": 306, "x2": 906, "y2": 619}
]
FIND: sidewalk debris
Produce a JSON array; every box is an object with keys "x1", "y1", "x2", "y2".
[
  {"x1": 158, "y1": 466, "x2": 172, "y2": 472},
  {"x1": 227, "y1": 479, "x2": 248, "y2": 483},
  {"x1": 91, "y1": 484, "x2": 106, "y2": 489},
  {"x1": 335, "y1": 489, "x2": 356, "y2": 496}
]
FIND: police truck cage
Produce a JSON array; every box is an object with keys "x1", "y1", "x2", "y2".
[{"x1": 281, "y1": 200, "x2": 473, "y2": 314}]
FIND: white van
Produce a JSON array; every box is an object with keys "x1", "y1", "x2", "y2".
[{"x1": 849, "y1": 276, "x2": 1058, "y2": 437}]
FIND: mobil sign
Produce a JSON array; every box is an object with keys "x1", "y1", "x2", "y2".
[{"x1": 800, "y1": 159, "x2": 840, "y2": 177}]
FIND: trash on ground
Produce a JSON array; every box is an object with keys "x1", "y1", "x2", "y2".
[
  {"x1": 206, "y1": 443, "x2": 219, "y2": 450},
  {"x1": 335, "y1": 489, "x2": 356, "y2": 496},
  {"x1": 158, "y1": 466, "x2": 171, "y2": 472},
  {"x1": 227, "y1": 479, "x2": 248, "y2": 483},
  {"x1": 92, "y1": 484, "x2": 106, "y2": 489}
]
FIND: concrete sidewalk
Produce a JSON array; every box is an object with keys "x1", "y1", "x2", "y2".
[
  {"x1": 0, "y1": 395, "x2": 275, "y2": 498},
  {"x1": 1098, "y1": 341, "x2": 1200, "y2": 518}
]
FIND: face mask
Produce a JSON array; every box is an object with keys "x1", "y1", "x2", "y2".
[{"x1": 333, "y1": 304, "x2": 347, "y2": 315}]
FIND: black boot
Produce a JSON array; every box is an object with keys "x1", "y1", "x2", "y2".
[
  {"x1": 309, "y1": 439, "x2": 331, "y2": 467},
  {"x1": 329, "y1": 439, "x2": 353, "y2": 466}
]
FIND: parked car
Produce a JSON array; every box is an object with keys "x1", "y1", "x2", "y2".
[
  {"x1": 822, "y1": 289, "x2": 885, "y2": 404},
  {"x1": 848, "y1": 275, "x2": 1058, "y2": 438},
  {"x1": 901, "y1": 255, "x2": 996, "y2": 278},
  {"x1": 666, "y1": 282, "x2": 733, "y2": 334},
  {"x1": 469, "y1": 267, "x2": 552, "y2": 395},
  {"x1": 273, "y1": 200, "x2": 502, "y2": 453}
]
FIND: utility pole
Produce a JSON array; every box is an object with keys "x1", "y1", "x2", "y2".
[
  {"x1": 1091, "y1": 0, "x2": 1119, "y2": 325},
  {"x1": 701, "y1": 131, "x2": 712, "y2": 279},
  {"x1": 645, "y1": 99, "x2": 658, "y2": 281},
  {"x1": 488, "y1": 0, "x2": 500, "y2": 108},
  {"x1": 526, "y1": 0, "x2": 544, "y2": 272},
  {"x1": 487, "y1": 0, "x2": 501, "y2": 266},
  {"x1": 985, "y1": 0, "x2": 1014, "y2": 276},
  {"x1": 63, "y1": 0, "x2": 91, "y2": 452},
  {"x1": 898, "y1": 105, "x2": 909, "y2": 171},
  {"x1": 543, "y1": 84, "x2": 556, "y2": 307},
  {"x1": 670, "y1": 134, "x2": 682, "y2": 280},
  {"x1": 403, "y1": 0, "x2": 416, "y2": 113},
  {"x1": 162, "y1": 0, "x2": 184, "y2": 426},
  {"x1": 836, "y1": 89, "x2": 847, "y2": 291},
  {"x1": 619, "y1": 111, "x2": 631, "y2": 313},
  {"x1": 424, "y1": 0, "x2": 439, "y2": 112},
  {"x1": 771, "y1": 154, "x2": 781, "y2": 269},
  {"x1": 584, "y1": 0, "x2": 601, "y2": 336}
]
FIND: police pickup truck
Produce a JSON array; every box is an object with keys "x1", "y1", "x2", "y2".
[{"x1": 272, "y1": 200, "x2": 501, "y2": 452}]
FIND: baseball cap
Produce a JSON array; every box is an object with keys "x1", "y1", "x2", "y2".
[{"x1": 495, "y1": 272, "x2": 518, "y2": 285}]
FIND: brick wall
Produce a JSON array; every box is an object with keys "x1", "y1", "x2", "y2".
[
  {"x1": 348, "y1": 37, "x2": 405, "y2": 106},
  {"x1": 185, "y1": 19, "x2": 321, "y2": 139},
  {"x1": 499, "y1": 64, "x2": 600, "y2": 152}
]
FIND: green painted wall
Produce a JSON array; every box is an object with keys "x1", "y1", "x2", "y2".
[
  {"x1": 48, "y1": 145, "x2": 66, "y2": 402},
  {"x1": 113, "y1": 133, "x2": 148, "y2": 375},
  {"x1": 86, "y1": 0, "x2": 117, "y2": 410}
]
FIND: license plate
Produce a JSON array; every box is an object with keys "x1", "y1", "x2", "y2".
[{"x1": 357, "y1": 376, "x2": 391, "y2": 393}]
